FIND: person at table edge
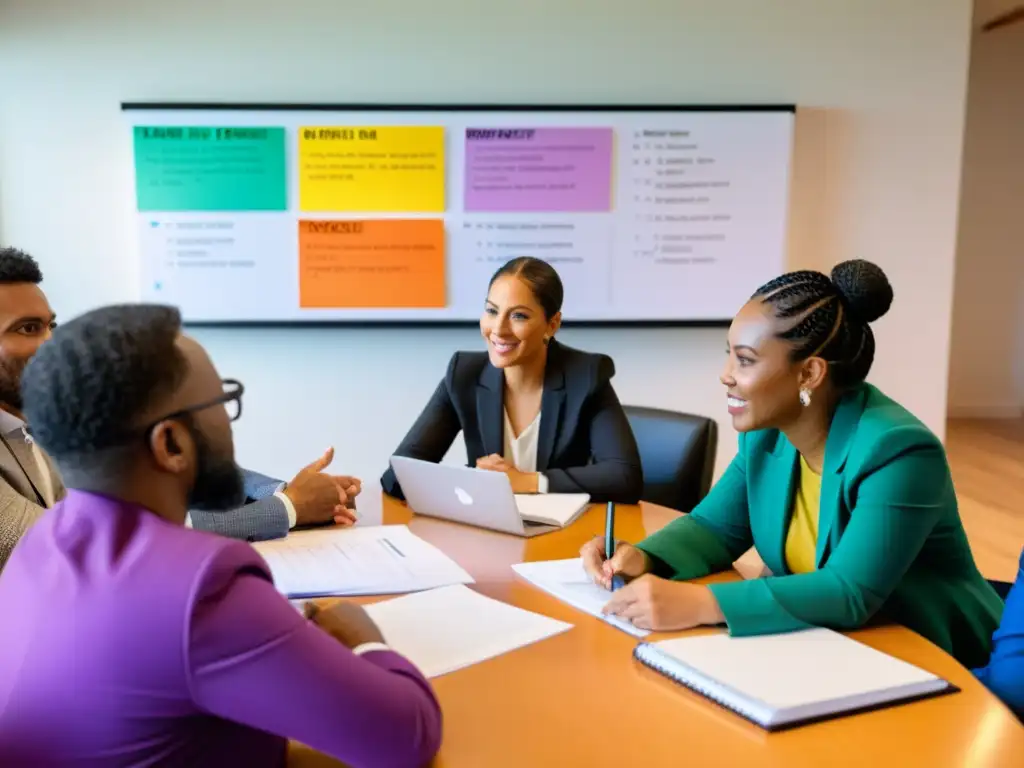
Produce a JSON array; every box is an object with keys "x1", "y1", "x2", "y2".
[
  {"x1": 381, "y1": 256, "x2": 643, "y2": 504},
  {"x1": 0, "y1": 247, "x2": 359, "y2": 573},
  {"x1": 0, "y1": 303, "x2": 442, "y2": 767},
  {"x1": 974, "y1": 547, "x2": 1024, "y2": 719},
  {"x1": 583, "y1": 259, "x2": 1003, "y2": 670}
]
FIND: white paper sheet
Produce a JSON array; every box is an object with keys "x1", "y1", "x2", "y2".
[
  {"x1": 253, "y1": 525, "x2": 474, "y2": 597},
  {"x1": 512, "y1": 557, "x2": 650, "y2": 637},
  {"x1": 364, "y1": 584, "x2": 573, "y2": 677}
]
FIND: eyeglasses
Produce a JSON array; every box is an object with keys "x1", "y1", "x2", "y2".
[{"x1": 144, "y1": 378, "x2": 244, "y2": 435}]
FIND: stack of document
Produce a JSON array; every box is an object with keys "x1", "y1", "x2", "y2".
[
  {"x1": 512, "y1": 558, "x2": 649, "y2": 637},
  {"x1": 252, "y1": 524, "x2": 474, "y2": 598},
  {"x1": 364, "y1": 584, "x2": 573, "y2": 677}
]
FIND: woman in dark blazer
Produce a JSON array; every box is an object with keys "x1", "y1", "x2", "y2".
[{"x1": 381, "y1": 257, "x2": 642, "y2": 504}]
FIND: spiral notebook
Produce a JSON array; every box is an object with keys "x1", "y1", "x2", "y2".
[{"x1": 634, "y1": 628, "x2": 957, "y2": 730}]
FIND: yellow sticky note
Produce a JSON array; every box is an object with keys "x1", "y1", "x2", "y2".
[{"x1": 298, "y1": 126, "x2": 445, "y2": 212}]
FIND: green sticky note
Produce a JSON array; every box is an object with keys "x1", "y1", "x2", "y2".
[{"x1": 133, "y1": 126, "x2": 287, "y2": 211}]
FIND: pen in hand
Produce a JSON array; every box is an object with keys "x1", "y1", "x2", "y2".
[{"x1": 605, "y1": 501, "x2": 625, "y2": 591}]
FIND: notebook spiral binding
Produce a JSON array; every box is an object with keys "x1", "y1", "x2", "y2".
[{"x1": 632, "y1": 642, "x2": 758, "y2": 722}]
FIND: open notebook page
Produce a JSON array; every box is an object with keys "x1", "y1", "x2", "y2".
[
  {"x1": 514, "y1": 494, "x2": 591, "y2": 527},
  {"x1": 638, "y1": 628, "x2": 951, "y2": 728}
]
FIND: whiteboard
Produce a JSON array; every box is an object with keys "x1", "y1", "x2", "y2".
[{"x1": 123, "y1": 104, "x2": 794, "y2": 325}]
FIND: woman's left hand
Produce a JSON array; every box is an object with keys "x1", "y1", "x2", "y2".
[
  {"x1": 476, "y1": 454, "x2": 539, "y2": 493},
  {"x1": 476, "y1": 454, "x2": 510, "y2": 472},
  {"x1": 601, "y1": 575, "x2": 724, "y2": 631}
]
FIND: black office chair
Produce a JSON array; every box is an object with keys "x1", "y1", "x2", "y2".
[{"x1": 623, "y1": 405, "x2": 718, "y2": 513}]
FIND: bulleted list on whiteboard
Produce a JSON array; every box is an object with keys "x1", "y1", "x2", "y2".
[{"x1": 129, "y1": 109, "x2": 793, "y2": 322}]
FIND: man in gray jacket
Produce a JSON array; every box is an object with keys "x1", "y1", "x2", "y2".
[{"x1": 0, "y1": 247, "x2": 359, "y2": 569}]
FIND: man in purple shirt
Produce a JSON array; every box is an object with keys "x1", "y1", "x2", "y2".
[{"x1": 0, "y1": 304, "x2": 443, "y2": 767}]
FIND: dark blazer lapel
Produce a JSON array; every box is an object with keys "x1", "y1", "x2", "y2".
[
  {"x1": 476, "y1": 364, "x2": 505, "y2": 457},
  {"x1": 760, "y1": 433, "x2": 799, "y2": 574},
  {"x1": 536, "y1": 346, "x2": 566, "y2": 471},
  {"x1": 815, "y1": 384, "x2": 866, "y2": 566}
]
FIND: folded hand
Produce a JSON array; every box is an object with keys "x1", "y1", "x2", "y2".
[
  {"x1": 476, "y1": 454, "x2": 512, "y2": 472},
  {"x1": 476, "y1": 454, "x2": 538, "y2": 493}
]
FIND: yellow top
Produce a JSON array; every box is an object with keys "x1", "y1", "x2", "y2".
[{"x1": 784, "y1": 454, "x2": 822, "y2": 574}]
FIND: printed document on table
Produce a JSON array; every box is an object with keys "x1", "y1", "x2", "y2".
[
  {"x1": 512, "y1": 558, "x2": 650, "y2": 637},
  {"x1": 364, "y1": 584, "x2": 573, "y2": 677},
  {"x1": 253, "y1": 524, "x2": 474, "y2": 598}
]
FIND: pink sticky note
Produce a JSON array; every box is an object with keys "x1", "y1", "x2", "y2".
[{"x1": 464, "y1": 127, "x2": 613, "y2": 213}]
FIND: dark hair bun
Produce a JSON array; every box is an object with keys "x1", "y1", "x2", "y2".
[{"x1": 830, "y1": 259, "x2": 893, "y2": 324}]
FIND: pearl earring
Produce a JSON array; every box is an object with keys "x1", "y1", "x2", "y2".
[{"x1": 799, "y1": 388, "x2": 812, "y2": 407}]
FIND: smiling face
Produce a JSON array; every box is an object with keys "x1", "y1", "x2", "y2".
[
  {"x1": 480, "y1": 274, "x2": 560, "y2": 369},
  {"x1": 721, "y1": 298, "x2": 818, "y2": 432}
]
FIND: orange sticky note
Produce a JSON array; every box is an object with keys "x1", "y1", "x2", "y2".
[{"x1": 298, "y1": 219, "x2": 446, "y2": 308}]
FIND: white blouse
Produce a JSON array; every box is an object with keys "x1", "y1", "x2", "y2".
[{"x1": 502, "y1": 409, "x2": 549, "y2": 493}]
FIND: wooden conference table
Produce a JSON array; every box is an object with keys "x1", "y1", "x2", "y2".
[{"x1": 289, "y1": 495, "x2": 1024, "y2": 768}]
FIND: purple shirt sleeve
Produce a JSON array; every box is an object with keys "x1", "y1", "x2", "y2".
[{"x1": 185, "y1": 546, "x2": 443, "y2": 768}]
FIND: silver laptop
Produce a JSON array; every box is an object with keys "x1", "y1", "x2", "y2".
[{"x1": 388, "y1": 455, "x2": 591, "y2": 537}]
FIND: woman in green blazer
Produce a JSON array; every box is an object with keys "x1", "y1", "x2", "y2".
[{"x1": 582, "y1": 260, "x2": 1003, "y2": 669}]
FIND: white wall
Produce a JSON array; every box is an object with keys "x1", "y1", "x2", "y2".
[
  {"x1": 947, "y1": 14, "x2": 1024, "y2": 418},
  {"x1": 0, "y1": 0, "x2": 972, "y2": 488}
]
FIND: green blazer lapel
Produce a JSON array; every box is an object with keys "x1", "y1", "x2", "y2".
[
  {"x1": 756, "y1": 433, "x2": 799, "y2": 575},
  {"x1": 815, "y1": 384, "x2": 868, "y2": 566}
]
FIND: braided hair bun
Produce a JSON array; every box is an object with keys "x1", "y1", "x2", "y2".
[
  {"x1": 751, "y1": 260, "x2": 895, "y2": 388},
  {"x1": 829, "y1": 260, "x2": 893, "y2": 324}
]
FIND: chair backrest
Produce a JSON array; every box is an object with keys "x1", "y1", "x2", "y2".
[
  {"x1": 623, "y1": 405, "x2": 718, "y2": 513},
  {"x1": 988, "y1": 579, "x2": 1013, "y2": 601}
]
